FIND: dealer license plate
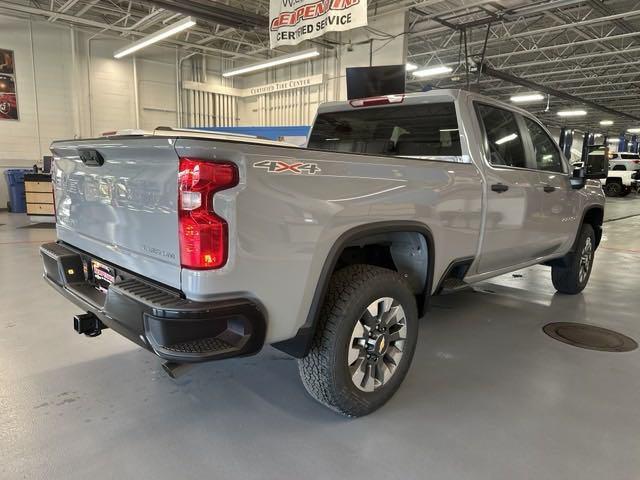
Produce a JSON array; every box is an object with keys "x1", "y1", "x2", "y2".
[{"x1": 91, "y1": 260, "x2": 115, "y2": 293}]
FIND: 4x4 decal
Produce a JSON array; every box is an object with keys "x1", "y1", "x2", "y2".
[{"x1": 253, "y1": 160, "x2": 321, "y2": 175}]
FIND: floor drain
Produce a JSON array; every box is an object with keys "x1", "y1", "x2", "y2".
[{"x1": 543, "y1": 322, "x2": 638, "y2": 352}]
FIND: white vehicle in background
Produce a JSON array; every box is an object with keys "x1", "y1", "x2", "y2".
[{"x1": 609, "y1": 151, "x2": 640, "y2": 171}]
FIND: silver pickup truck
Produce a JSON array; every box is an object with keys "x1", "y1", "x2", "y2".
[{"x1": 41, "y1": 89, "x2": 607, "y2": 416}]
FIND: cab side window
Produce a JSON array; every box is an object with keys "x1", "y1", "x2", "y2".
[
  {"x1": 476, "y1": 104, "x2": 527, "y2": 168},
  {"x1": 523, "y1": 117, "x2": 565, "y2": 173}
]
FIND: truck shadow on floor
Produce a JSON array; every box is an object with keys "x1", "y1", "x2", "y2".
[{"x1": 24, "y1": 284, "x2": 601, "y2": 429}]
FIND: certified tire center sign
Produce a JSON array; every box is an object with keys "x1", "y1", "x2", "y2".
[{"x1": 270, "y1": 0, "x2": 368, "y2": 47}]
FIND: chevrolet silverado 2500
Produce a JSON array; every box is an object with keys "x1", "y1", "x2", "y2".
[{"x1": 41, "y1": 90, "x2": 607, "y2": 416}]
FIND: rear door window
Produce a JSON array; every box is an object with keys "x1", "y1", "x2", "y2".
[
  {"x1": 476, "y1": 104, "x2": 527, "y2": 169},
  {"x1": 307, "y1": 103, "x2": 462, "y2": 161}
]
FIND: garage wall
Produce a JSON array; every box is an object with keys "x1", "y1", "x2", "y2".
[
  {"x1": 0, "y1": 16, "x2": 74, "y2": 165},
  {"x1": 0, "y1": 16, "x2": 179, "y2": 207},
  {"x1": 137, "y1": 57, "x2": 178, "y2": 130},
  {"x1": 235, "y1": 13, "x2": 408, "y2": 126},
  {"x1": 237, "y1": 58, "x2": 325, "y2": 127}
]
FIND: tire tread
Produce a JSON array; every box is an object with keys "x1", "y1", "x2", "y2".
[
  {"x1": 298, "y1": 265, "x2": 415, "y2": 417},
  {"x1": 552, "y1": 224, "x2": 595, "y2": 294}
]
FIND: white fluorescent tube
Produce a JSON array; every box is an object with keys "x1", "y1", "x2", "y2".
[
  {"x1": 222, "y1": 49, "x2": 320, "y2": 77},
  {"x1": 406, "y1": 63, "x2": 418, "y2": 72},
  {"x1": 412, "y1": 65, "x2": 453, "y2": 78},
  {"x1": 510, "y1": 93, "x2": 544, "y2": 103},
  {"x1": 626, "y1": 128, "x2": 640, "y2": 133},
  {"x1": 599, "y1": 120, "x2": 614, "y2": 126},
  {"x1": 495, "y1": 133, "x2": 518, "y2": 145},
  {"x1": 114, "y1": 17, "x2": 196, "y2": 59},
  {"x1": 557, "y1": 110, "x2": 587, "y2": 117}
]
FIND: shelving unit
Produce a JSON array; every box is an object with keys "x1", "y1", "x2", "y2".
[{"x1": 24, "y1": 173, "x2": 55, "y2": 222}]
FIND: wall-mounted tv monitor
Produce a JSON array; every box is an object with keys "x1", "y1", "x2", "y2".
[{"x1": 346, "y1": 65, "x2": 406, "y2": 100}]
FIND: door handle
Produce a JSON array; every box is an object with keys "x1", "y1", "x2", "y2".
[
  {"x1": 543, "y1": 185, "x2": 556, "y2": 193},
  {"x1": 491, "y1": 183, "x2": 509, "y2": 193}
]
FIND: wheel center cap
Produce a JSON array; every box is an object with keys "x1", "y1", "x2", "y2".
[{"x1": 374, "y1": 334, "x2": 388, "y2": 355}]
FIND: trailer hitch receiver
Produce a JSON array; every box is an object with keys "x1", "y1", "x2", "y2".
[{"x1": 74, "y1": 313, "x2": 106, "y2": 337}]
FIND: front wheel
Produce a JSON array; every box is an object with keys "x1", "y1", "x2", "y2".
[
  {"x1": 298, "y1": 265, "x2": 418, "y2": 417},
  {"x1": 552, "y1": 224, "x2": 595, "y2": 294}
]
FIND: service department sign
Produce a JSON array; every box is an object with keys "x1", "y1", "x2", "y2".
[{"x1": 270, "y1": 0, "x2": 368, "y2": 48}]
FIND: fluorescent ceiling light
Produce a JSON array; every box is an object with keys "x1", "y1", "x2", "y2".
[
  {"x1": 412, "y1": 65, "x2": 453, "y2": 78},
  {"x1": 600, "y1": 120, "x2": 614, "y2": 126},
  {"x1": 114, "y1": 17, "x2": 196, "y2": 59},
  {"x1": 406, "y1": 63, "x2": 418, "y2": 72},
  {"x1": 557, "y1": 110, "x2": 587, "y2": 117},
  {"x1": 440, "y1": 128, "x2": 458, "y2": 132},
  {"x1": 510, "y1": 93, "x2": 544, "y2": 103},
  {"x1": 495, "y1": 133, "x2": 518, "y2": 145},
  {"x1": 222, "y1": 49, "x2": 320, "y2": 77},
  {"x1": 608, "y1": 138, "x2": 620, "y2": 143},
  {"x1": 627, "y1": 128, "x2": 640, "y2": 133}
]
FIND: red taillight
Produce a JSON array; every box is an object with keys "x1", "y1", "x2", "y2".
[
  {"x1": 349, "y1": 94, "x2": 405, "y2": 108},
  {"x1": 632, "y1": 160, "x2": 640, "y2": 164},
  {"x1": 178, "y1": 158, "x2": 238, "y2": 270}
]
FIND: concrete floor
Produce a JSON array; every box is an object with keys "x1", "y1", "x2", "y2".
[{"x1": 1, "y1": 199, "x2": 640, "y2": 480}]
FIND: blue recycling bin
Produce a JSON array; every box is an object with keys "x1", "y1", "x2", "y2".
[{"x1": 3, "y1": 169, "x2": 32, "y2": 213}]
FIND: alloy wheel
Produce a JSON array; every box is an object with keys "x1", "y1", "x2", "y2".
[
  {"x1": 579, "y1": 237, "x2": 593, "y2": 284},
  {"x1": 347, "y1": 297, "x2": 407, "y2": 392}
]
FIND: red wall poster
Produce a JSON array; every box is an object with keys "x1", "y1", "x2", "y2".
[{"x1": 0, "y1": 48, "x2": 19, "y2": 120}]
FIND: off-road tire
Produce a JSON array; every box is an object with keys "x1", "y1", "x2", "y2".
[
  {"x1": 298, "y1": 265, "x2": 418, "y2": 417},
  {"x1": 604, "y1": 180, "x2": 623, "y2": 197},
  {"x1": 552, "y1": 224, "x2": 595, "y2": 294}
]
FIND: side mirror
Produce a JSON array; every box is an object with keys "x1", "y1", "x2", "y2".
[
  {"x1": 572, "y1": 153, "x2": 608, "y2": 189},
  {"x1": 571, "y1": 165, "x2": 587, "y2": 189},
  {"x1": 584, "y1": 153, "x2": 608, "y2": 180}
]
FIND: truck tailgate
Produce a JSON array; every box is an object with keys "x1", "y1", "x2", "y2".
[{"x1": 51, "y1": 137, "x2": 182, "y2": 289}]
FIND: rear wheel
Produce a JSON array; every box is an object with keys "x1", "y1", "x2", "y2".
[
  {"x1": 298, "y1": 265, "x2": 418, "y2": 417},
  {"x1": 552, "y1": 224, "x2": 595, "y2": 294}
]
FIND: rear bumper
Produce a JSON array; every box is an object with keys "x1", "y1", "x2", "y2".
[{"x1": 40, "y1": 242, "x2": 266, "y2": 363}]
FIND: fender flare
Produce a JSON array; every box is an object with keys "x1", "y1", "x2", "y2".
[
  {"x1": 546, "y1": 205, "x2": 605, "y2": 268},
  {"x1": 574, "y1": 205, "x2": 604, "y2": 251},
  {"x1": 273, "y1": 221, "x2": 435, "y2": 358}
]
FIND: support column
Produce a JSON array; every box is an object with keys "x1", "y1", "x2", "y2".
[
  {"x1": 559, "y1": 128, "x2": 574, "y2": 159},
  {"x1": 559, "y1": 127, "x2": 567, "y2": 151},
  {"x1": 619, "y1": 133, "x2": 627, "y2": 152}
]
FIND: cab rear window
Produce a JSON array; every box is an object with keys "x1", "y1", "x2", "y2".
[{"x1": 307, "y1": 103, "x2": 462, "y2": 160}]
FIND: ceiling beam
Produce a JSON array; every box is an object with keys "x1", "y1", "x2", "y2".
[
  {"x1": 142, "y1": 0, "x2": 267, "y2": 31},
  {"x1": 479, "y1": 62, "x2": 640, "y2": 122}
]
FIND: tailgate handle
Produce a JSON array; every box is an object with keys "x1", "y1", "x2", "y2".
[{"x1": 78, "y1": 149, "x2": 105, "y2": 167}]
